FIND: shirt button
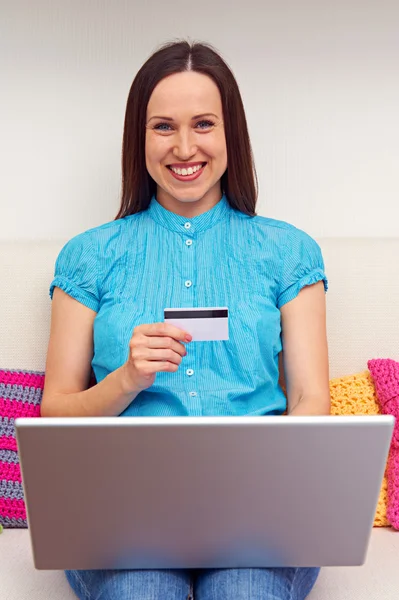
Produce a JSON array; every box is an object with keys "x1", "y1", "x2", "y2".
[
  {"x1": 189, "y1": 391, "x2": 197, "y2": 397},
  {"x1": 185, "y1": 239, "x2": 193, "y2": 246},
  {"x1": 185, "y1": 280, "x2": 192, "y2": 288},
  {"x1": 184, "y1": 222, "x2": 191, "y2": 229},
  {"x1": 186, "y1": 369, "x2": 194, "y2": 376}
]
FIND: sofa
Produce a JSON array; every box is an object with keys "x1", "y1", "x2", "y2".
[{"x1": 1, "y1": 237, "x2": 399, "y2": 600}]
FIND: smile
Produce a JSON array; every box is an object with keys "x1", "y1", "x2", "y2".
[{"x1": 166, "y1": 163, "x2": 207, "y2": 182}]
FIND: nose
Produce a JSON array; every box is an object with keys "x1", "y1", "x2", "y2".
[{"x1": 172, "y1": 127, "x2": 198, "y2": 160}]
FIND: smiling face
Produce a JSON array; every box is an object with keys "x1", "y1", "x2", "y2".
[{"x1": 145, "y1": 71, "x2": 228, "y2": 216}]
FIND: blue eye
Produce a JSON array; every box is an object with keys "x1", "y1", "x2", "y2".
[
  {"x1": 197, "y1": 120, "x2": 215, "y2": 129},
  {"x1": 153, "y1": 120, "x2": 215, "y2": 132},
  {"x1": 154, "y1": 123, "x2": 172, "y2": 131}
]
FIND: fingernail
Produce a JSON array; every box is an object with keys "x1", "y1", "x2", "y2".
[{"x1": 185, "y1": 334, "x2": 192, "y2": 342}]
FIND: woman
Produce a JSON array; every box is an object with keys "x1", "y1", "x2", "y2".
[{"x1": 41, "y1": 39, "x2": 330, "y2": 600}]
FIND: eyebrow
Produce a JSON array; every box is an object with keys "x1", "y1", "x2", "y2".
[{"x1": 147, "y1": 113, "x2": 219, "y2": 122}]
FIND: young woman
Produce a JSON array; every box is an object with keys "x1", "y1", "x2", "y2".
[{"x1": 42, "y1": 39, "x2": 330, "y2": 600}]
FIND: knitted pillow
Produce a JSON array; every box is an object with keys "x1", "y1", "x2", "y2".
[
  {"x1": 0, "y1": 367, "x2": 392, "y2": 530},
  {"x1": 0, "y1": 369, "x2": 43, "y2": 528},
  {"x1": 368, "y1": 358, "x2": 399, "y2": 530},
  {"x1": 0, "y1": 368, "x2": 100, "y2": 529},
  {"x1": 329, "y1": 371, "x2": 389, "y2": 527}
]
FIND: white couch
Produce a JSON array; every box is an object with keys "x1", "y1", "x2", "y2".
[{"x1": 1, "y1": 238, "x2": 399, "y2": 600}]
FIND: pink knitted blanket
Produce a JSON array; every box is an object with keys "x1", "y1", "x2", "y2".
[
  {"x1": 368, "y1": 359, "x2": 399, "y2": 530},
  {"x1": 0, "y1": 370, "x2": 43, "y2": 528},
  {"x1": 1, "y1": 364, "x2": 398, "y2": 530}
]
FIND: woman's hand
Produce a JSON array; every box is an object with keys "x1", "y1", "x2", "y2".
[{"x1": 120, "y1": 323, "x2": 192, "y2": 393}]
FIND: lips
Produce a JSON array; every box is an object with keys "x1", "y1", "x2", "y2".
[{"x1": 167, "y1": 162, "x2": 207, "y2": 182}]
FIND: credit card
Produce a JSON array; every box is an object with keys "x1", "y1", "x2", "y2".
[{"x1": 164, "y1": 307, "x2": 229, "y2": 341}]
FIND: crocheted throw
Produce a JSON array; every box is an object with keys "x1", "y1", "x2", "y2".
[
  {"x1": 0, "y1": 370, "x2": 43, "y2": 527},
  {"x1": 0, "y1": 367, "x2": 396, "y2": 530},
  {"x1": 329, "y1": 370, "x2": 389, "y2": 527},
  {"x1": 368, "y1": 359, "x2": 399, "y2": 530}
]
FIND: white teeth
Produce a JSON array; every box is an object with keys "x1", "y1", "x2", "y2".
[{"x1": 170, "y1": 164, "x2": 204, "y2": 175}]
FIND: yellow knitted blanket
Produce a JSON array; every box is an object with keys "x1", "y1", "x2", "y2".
[{"x1": 329, "y1": 371, "x2": 388, "y2": 527}]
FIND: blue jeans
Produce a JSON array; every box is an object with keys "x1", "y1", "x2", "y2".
[{"x1": 65, "y1": 567, "x2": 320, "y2": 599}]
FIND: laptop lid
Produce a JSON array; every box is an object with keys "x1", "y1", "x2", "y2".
[{"x1": 15, "y1": 415, "x2": 394, "y2": 569}]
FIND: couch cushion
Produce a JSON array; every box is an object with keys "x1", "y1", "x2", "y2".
[
  {"x1": 0, "y1": 529, "x2": 76, "y2": 599},
  {"x1": 0, "y1": 239, "x2": 398, "y2": 377},
  {"x1": 309, "y1": 527, "x2": 399, "y2": 599},
  {"x1": 0, "y1": 528, "x2": 398, "y2": 600}
]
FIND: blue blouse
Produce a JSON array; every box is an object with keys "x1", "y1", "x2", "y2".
[{"x1": 49, "y1": 193, "x2": 328, "y2": 417}]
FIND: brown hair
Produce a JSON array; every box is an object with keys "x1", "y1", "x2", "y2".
[{"x1": 115, "y1": 39, "x2": 258, "y2": 219}]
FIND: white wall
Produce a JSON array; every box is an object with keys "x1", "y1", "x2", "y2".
[{"x1": 1, "y1": 0, "x2": 398, "y2": 240}]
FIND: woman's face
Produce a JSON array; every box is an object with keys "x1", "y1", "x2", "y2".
[{"x1": 145, "y1": 71, "x2": 228, "y2": 215}]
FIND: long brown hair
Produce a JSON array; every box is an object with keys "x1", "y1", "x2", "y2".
[{"x1": 115, "y1": 39, "x2": 258, "y2": 219}]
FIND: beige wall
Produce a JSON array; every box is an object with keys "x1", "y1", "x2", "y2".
[{"x1": 1, "y1": 0, "x2": 398, "y2": 240}]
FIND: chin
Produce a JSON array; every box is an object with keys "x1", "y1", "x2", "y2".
[{"x1": 162, "y1": 187, "x2": 209, "y2": 204}]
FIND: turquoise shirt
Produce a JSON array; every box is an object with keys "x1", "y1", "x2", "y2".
[{"x1": 49, "y1": 193, "x2": 328, "y2": 416}]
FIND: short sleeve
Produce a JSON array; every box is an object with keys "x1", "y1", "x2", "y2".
[
  {"x1": 49, "y1": 231, "x2": 100, "y2": 312},
  {"x1": 277, "y1": 228, "x2": 328, "y2": 309}
]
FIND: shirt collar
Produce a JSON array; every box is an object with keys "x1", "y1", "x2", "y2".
[{"x1": 146, "y1": 193, "x2": 231, "y2": 234}]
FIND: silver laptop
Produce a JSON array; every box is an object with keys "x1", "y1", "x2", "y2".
[{"x1": 15, "y1": 415, "x2": 394, "y2": 570}]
